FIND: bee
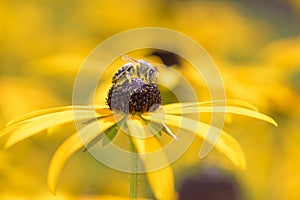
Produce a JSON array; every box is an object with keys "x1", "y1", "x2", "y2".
[
  {"x1": 112, "y1": 55, "x2": 158, "y2": 84},
  {"x1": 111, "y1": 62, "x2": 135, "y2": 84}
]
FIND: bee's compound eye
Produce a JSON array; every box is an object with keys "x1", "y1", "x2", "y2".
[
  {"x1": 149, "y1": 69, "x2": 155, "y2": 74},
  {"x1": 151, "y1": 68, "x2": 158, "y2": 74}
]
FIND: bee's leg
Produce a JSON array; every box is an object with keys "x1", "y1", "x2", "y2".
[
  {"x1": 148, "y1": 75, "x2": 152, "y2": 84},
  {"x1": 145, "y1": 69, "x2": 152, "y2": 83},
  {"x1": 126, "y1": 71, "x2": 132, "y2": 83},
  {"x1": 136, "y1": 66, "x2": 141, "y2": 78},
  {"x1": 149, "y1": 69, "x2": 156, "y2": 83},
  {"x1": 138, "y1": 67, "x2": 146, "y2": 82}
]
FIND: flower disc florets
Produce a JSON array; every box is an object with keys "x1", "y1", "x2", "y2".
[{"x1": 106, "y1": 78, "x2": 162, "y2": 114}]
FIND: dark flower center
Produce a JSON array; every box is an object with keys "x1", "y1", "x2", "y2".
[{"x1": 106, "y1": 78, "x2": 162, "y2": 114}]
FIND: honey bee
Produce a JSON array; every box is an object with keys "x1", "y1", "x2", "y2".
[{"x1": 112, "y1": 55, "x2": 158, "y2": 84}]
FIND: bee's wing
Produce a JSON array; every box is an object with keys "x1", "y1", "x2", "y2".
[{"x1": 121, "y1": 55, "x2": 139, "y2": 64}]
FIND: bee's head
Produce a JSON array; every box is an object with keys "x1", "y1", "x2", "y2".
[
  {"x1": 138, "y1": 59, "x2": 152, "y2": 68},
  {"x1": 150, "y1": 66, "x2": 158, "y2": 76}
]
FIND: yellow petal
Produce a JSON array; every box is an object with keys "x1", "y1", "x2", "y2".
[
  {"x1": 7, "y1": 105, "x2": 109, "y2": 126},
  {"x1": 4, "y1": 110, "x2": 101, "y2": 148},
  {"x1": 220, "y1": 99, "x2": 259, "y2": 111},
  {"x1": 163, "y1": 106, "x2": 277, "y2": 126},
  {"x1": 163, "y1": 99, "x2": 258, "y2": 111},
  {"x1": 48, "y1": 116, "x2": 116, "y2": 193},
  {"x1": 7, "y1": 106, "x2": 73, "y2": 126},
  {"x1": 0, "y1": 121, "x2": 28, "y2": 138},
  {"x1": 143, "y1": 113, "x2": 246, "y2": 169},
  {"x1": 127, "y1": 117, "x2": 176, "y2": 200}
]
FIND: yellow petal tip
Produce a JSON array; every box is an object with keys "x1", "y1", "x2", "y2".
[
  {"x1": 47, "y1": 177, "x2": 58, "y2": 195},
  {"x1": 272, "y1": 120, "x2": 278, "y2": 127},
  {"x1": 267, "y1": 117, "x2": 278, "y2": 127}
]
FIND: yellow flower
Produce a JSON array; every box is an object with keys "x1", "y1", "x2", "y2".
[{"x1": 0, "y1": 76, "x2": 277, "y2": 199}]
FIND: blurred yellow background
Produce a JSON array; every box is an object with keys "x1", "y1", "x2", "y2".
[{"x1": 1, "y1": 0, "x2": 300, "y2": 199}]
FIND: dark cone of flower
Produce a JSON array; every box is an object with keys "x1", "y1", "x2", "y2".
[{"x1": 106, "y1": 78, "x2": 162, "y2": 114}]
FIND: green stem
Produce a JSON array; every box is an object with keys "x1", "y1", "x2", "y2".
[{"x1": 129, "y1": 137, "x2": 138, "y2": 199}]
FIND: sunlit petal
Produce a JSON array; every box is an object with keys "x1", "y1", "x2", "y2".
[
  {"x1": 4, "y1": 110, "x2": 102, "y2": 148},
  {"x1": 48, "y1": 116, "x2": 116, "y2": 193},
  {"x1": 127, "y1": 117, "x2": 176, "y2": 200},
  {"x1": 6, "y1": 106, "x2": 76, "y2": 126},
  {"x1": 0, "y1": 121, "x2": 28, "y2": 138},
  {"x1": 143, "y1": 113, "x2": 246, "y2": 169},
  {"x1": 163, "y1": 106, "x2": 277, "y2": 126},
  {"x1": 163, "y1": 99, "x2": 259, "y2": 111},
  {"x1": 7, "y1": 105, "x2": 110, "y2": 126}
]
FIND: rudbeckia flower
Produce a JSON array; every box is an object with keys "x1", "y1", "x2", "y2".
[{"x1": 0, "y1": 62, "x2": 277, "y2": 200}]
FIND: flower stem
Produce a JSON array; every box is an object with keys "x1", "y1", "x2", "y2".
[{"x1": 129, "y1": 137, "x2": 138, "y2": 199}]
